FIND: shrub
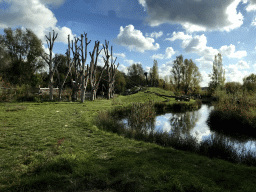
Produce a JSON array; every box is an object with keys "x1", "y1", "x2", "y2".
[{"x1": 225, "y1": 82, "x2": 242, "y2": 96}]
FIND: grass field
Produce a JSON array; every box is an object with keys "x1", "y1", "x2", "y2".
[{"x1": 1, "y1": 87, "x2": 256, "y2": 192}]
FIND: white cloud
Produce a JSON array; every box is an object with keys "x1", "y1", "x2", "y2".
[
  {"x1": 225, "y1": 64, "x2": 247, "y2": 83},
  {"x1": 150, "y1": 47, "x2": 176, "y2": 60},
  {"x1": 237, "y1": 60, "x2": 250, "y2": 69},
  {"x1": 165, "y1": 31, "x2": 192, "y2": 42},
  {"x1": 219, "y1": 44, "x2": 247, "y2": 58},
  {"x1": 145, "y1": 31, "x2": 163, "y2": 39},
  {"x1": 118, "y1": 64, "x2": 128, "y2": 74},
  {"x1": 139, "y1": 0, "x2": 243, "y2": 32},
  {"x1": 114, "y1": 53, "x2": 126, "y2": 58},
  {"x1": 39, "y1": 0, "x2": 66, "y2": 7},
  {"x1": 166, "y1": 32, "x2": 247, "y2": 74},
  {"x1": 0, "y1": 0, "x2": 76, "y2": 44},
  {"x1": 124, "y1": 59, "x2": 136, "y2": 66},
  {"x1": 195, "y1": 57, "x2": 213, "y2": 70},
  {"x1": 151, "y1": 54, "x2": 165, "y2": 60},
  {"x1": 166, "y1": 32, "x2": 219, "y2": 66},
  {"x1": 145, "y1": 66, "x2": 151, "y2": 73},
  {"x1": 113, "y1": 24, "x2": 160, "y2": 53},
  {"x1": 165, "y1": 47, "x2": 176, "y2": 59},
  {"x1": 244, "y1": 0, "x2": 256, "y2": 12},
  {"x1": 158, "y1": 63, "x2": 173, "y2": 79},
  {"x1": 200, "y1": 71, "x2": 212, "y2": 87}
]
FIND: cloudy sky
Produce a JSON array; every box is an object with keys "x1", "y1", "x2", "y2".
[{"x1": 1, "y1": 0, "x2": 256, "y2": 87}]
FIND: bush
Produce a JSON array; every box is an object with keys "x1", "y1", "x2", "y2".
[{"x1": 225, "y1": 82, "x2": 242, "y2": 96}]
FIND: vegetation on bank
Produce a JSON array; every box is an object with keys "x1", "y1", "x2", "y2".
[{"x1": 1, "y1": 87, "x2": 256, "y2": 192}]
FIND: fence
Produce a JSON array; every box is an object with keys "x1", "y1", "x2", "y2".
[{"x1": 0, "y1": 87, "x2": 91, "y2": 99}]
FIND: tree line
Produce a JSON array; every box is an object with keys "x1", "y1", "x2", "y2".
[{"x1": 1, "y1": 27, "x2": 256, "y2": 100}]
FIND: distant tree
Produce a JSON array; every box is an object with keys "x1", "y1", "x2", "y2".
[
  {"x1": 208, "y1": 53, "x2": 225, "y2": 94},
  {"x1": 242, "y1": 73, "x2": 256, "y2": 94},
  {"x1": 149, "y1": 59, "x2": 159, "y2": 87},
  {"x1": 52, "y1": 53, "x2": 69, "y2": 88},
  {"x1": 225, "y1": 81, "x2": 242, "y2": 96},
  {"x1": 164, "y1": 75, "x2": 171, "y2": 91},
  {"x1": 0, "y1": 27, "x2": 46, "y2": 86},
  {"x1": 114, "y1": 70, "x2": 126, "y2": 93},
  {"x1": 170, "y1": 55, "x2": 202, "y2": 95},
  {"x1": 0, "y1": 42, "x2": 12, "y2": 78},
  {"x1": 180, "y1": 58, "x2": 202, "y2": 95},
  {"x1": 158, "y1": 78, "x2": 165, "y2": 89},
  {"x1": 144, "y1": 72, "x2": 148, "y2": 85},
  {"x1": 127, "y1": 63, "x2": 144, "y2": 87},
  {"x1": 170, "y1": 55, "x2": 184, "y2": 92}
]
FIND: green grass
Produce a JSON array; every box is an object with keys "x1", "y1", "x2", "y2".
[{"x1": 1, "y1": 87, "x2": 256, "y2": 192}]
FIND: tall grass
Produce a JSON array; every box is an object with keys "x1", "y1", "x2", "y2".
[
  {"x1": 127, "y1": 101, "x2": 156, "y2": 134},
  {"x1": 209, "y1": 88, "x2": 256, "y2": 132},
  {"x1": 96, "y1": 101, "x2": 256, "y2": 167}
]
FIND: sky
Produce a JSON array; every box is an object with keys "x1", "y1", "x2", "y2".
[{"x1": 1, "y1": 0, "x2": 256, "y2": 87}]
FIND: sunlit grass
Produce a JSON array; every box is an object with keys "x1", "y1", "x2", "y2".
[{"x1": 1, "y1": 87, "x2": 256, "y2": 191}]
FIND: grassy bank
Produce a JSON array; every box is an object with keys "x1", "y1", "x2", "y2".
[
  {"x1": 207, "y1": 88, "x2": 256, "y2": 136},
  {"x1": 1, "y1": 87, "x2": 256, "y2": 192}
]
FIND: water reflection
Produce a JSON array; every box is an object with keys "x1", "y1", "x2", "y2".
[{"x1": 121, "y1": 104, "x2": 256, "y2": 159}]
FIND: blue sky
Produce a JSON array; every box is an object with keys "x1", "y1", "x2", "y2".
[{"x1": 1, "y1": 0, "x2": 256, "y2": 87}]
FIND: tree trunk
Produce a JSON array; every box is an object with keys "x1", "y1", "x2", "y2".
[{"x1": 49, "y1": 71, "x2": 54, "y2": 100}]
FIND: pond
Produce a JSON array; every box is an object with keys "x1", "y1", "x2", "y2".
[{"x1": 120, "y1": 104, "x2": 256, "y2": 160}]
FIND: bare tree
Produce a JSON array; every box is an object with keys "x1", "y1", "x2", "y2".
[
  {"x1": 102, "y1": 40, "x2": 119, "y2": 99},
  {"x1": 79, "y1": 33, "x2": 91, "y2": 102},
  {"x1": 54, "y1": 35, "x2": 75, "y2": 101},
  {"x1": 89, "y1": 41, "x2": 106, "y2": 101},
  {"x1": 70, "y1": 37, "x2": 82, "y2": 102},
  {"x1": 41, "y1": 30, "x2": 58, "y2": 101}
]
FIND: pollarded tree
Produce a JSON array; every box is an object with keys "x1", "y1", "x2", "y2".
[
  {"x1": 89, "y1": 40, "x2": 107, "y2": 101},
  {"x1": 41, "y1": 30, "x2": 59, "y2": 100},
  {"x1": 69, "y1": 35, "x2": 87, "y2": 102},
  {"x1": 79, "y1": 33, "x2": 91, "y2": 103},
  {"x1": 102, "y1": 40, "x2": 119, "y2": 99}
]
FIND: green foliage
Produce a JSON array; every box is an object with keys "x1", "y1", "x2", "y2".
[
  {"x1": 128, "y1": 102, "x2": 156, "y2": 133},
  {"x1": 242, "y1": 73, "x2": 256, "y2": 95},
  {"x1": 225, "y1": 81, "x2": 242, "y2": 96},
  {"x1": 15, "y1": 84, "x2": 30, "y2": 97},
  {"x1": 149, "y1": 60, "x2": 159, "y2": 87},
  {"x1": 2, "y1": 87, "x2": 256, "y2": 191},
  {"x1": 114, "y1": 70, "x2": 126, "y2": 93},
  {"x1": 170, "y1": 55, "x2": 202, "y2": 95},
  {"x1": 0, "y1": 27, "x2": 46, "y2": 87},
  {"x1": 31, "y1": 73, "x2": 43, "y2": 87},
  {"x1": 127, "y1": 63, "x2": 145, "y2": 88},
  {"x1": 52, "y1": 53, "x2": 70, "y2": 88},
  {"x1": 208, "y1": 53, "x2": 225, "y2": 92}
]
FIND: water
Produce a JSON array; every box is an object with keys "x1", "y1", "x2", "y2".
[{"x1": 121, "y1": 104, "x2": 256, "y2": 159}]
